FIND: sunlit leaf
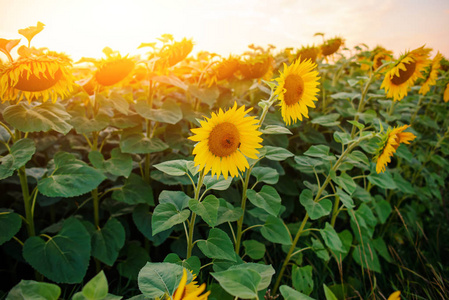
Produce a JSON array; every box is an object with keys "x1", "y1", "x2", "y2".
[{"x1": 18, "y1": 22, "x2": 45, "y2": 45}]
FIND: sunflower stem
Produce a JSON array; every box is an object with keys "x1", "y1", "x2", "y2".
[
  {"x1": 0, "y1": 121, "x2": 15, "y2": 143},
  {"x1": 18, "y1": 166, "x2": 35, "y2": 237},
  {"x1": 411, "y1": 95, "x2": 424, "y2": 123},
  {"x1": 234, "y1": 167, "x2": 252, "y2": 255},
  {"x1": 272, "y1": 134, "x2": 374, "y2": 295},
  {"x1": 186, "y1": 170, "x2": 205, "y2": 258},
  {"x1": 350, "y1": 72, "x2": 376, "y2": 139}
]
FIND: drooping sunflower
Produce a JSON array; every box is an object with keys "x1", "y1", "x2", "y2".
[
  {"x1": 157, "y1": 38, "x2": 194, "y2": 69},
  {"x1": 189, "y1": 102, "x2": 263, "y2": 180},
  {"x1": 273, "y1": 57, "x2": 320, "y2": 125},
  {"x1": 444, "y1": 83, "x2": 449, "y2": 103},
  {"x1": 375, "y1": 125, "x2": 416, "y2": 174},
  {"x1": 239, "y1": 54, "x2": 273, "y2": 80},
  {"x1": 419, "y1": 52, "x2": 442, "y2": 95},
  {"x1": 0, "y1": 48, "x2": 75, "y2": 103},
  {"x1": 296, "y1": 45, "x2": 321, "y2": 64},
  {"x1": 212, "y1": 56, "x2": 240, "y2": 82},
  {"x1": 320, "y1": 37, "x2": 344, "y2": 60},
  {"x1": 381, "y1": 46, "x2": 431, "y2": 101},
  {"x1": 94, "y1": 54, "x2": 135, "y2": 87},
  {"x1": 387, "y1": 291, "x2": 401, "y2": 300}
]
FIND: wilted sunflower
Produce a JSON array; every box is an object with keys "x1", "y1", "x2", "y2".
[
  {"x1": 0, "y1": 47, "x2": 75, "y2": 103},
  {"x1": 387, "y1": 291, "x2": 401, "y2": 300},
  {"x1": 239, "y1": 54, "x2": 273, "y2": 80},
  {"x1": 296, "y1": 45, "x2": 321, "y2": 64},
  {"x1": 320, "y1": 37, "x2": 344, "y2": 59},
  {"x1": 375, "y1": 125, "x2": 416, "y2": 173},
  {"x1": 444, "y1": 83, "x2": 449, "y2": 103},
  {"x1": 381, "y1": 46, "x2": 431, "y2": 101},
  {"x1": 212, "y1": 56, "x2": 240, "y2": 82},
  {"x1": 189, "y1": 102, "x2": 263, "y2": 180},
  {"x1": 94, "y1": 54, "x2": 135, "y2": 87},
  {"x1": 157, "y1": 38, "x2": 194, "y2": 69},
  {"x1": 419, "y1": 52, "x2": 442, "y2": 95},
  {"x1": 273, "y1": 57, "x2": 320, "y2": 125}
]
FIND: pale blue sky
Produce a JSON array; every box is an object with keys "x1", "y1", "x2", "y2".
[{"x1": 1, "y1": 0, "x2": 448, "y2": 60}]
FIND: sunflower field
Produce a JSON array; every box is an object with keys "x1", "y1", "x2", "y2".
[{"x1": 1, "y1": 23, "x2": 449, "y2": 300}]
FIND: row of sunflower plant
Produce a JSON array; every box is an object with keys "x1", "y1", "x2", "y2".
[{"x1": 1, "y1": 23, "x2": 448, "y2": 300}]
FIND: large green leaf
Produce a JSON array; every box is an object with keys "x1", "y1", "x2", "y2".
[
  {"x1": 117, "y1": 243, "x2": 150, "y2": 280},
  {"x1": 336, "y1": 188, "x2": 354, "y2": 209},
  {"x1": 311, "y1": 113, "x2": 340, "y2": 127},
  {"x1": 331, "y1": 172, "x2": 356, "y2": 195},
  {"x1": 135, "y1": 99, "x2": 183, "y2": 124},
  {"x1": 188, "y1": 85, "x2": 220, "y2": 107},
  {"x1": 260, "y1": 215, "x2": 292, "y2": 245},
  {"x1": 138, "y1": 262, "x2": 189, "y2": 299},
  {"x1": 189, "y1": 195, "x2": 219, "y2": 227},
  {"x1": 320, "y1": 222, "x2": 344, "y2": 253},
  {"x1": 112, "y1": 173, "x2": 154, "y2": 205},
  {"x1": 203, "y1": 175, "x2": 233, "y2": 190},
  {"x1": 22, "y1": 218, "x2": 91, "y2": 283},
  {"x1": 263, "y1": 146, "x2": 294, "y2": 161},
  {"x1": 228, "y1": 263, "x2": 275, "y2": 291},
  {"x1": 352, "y1": 241, "x2": 381, "y2": 273},
  {"x1": 247, "y1": 185, "x2": 282, "y2": 216},
  {"x1": 120, "y1": 128, "x2": 169, "y2": 154},
  {"x1": 91, "y1": 218, "x2": 125, "y2": 266},
  {"x1": 37, "y1": 152, "x2": 106, "y2": 197},
  {"x1": 6, "y1": 280, "x2": 61, "y2": 300},
  {"x1": 261, "y1": 125, "x2": 292, "y2": 135},
  {"x1": 132, "y1": 204, "x2": 172, "y2": 246},
  {"x1": 152, "y1": 203, "x2": 190, "y2": 235},
  {"x1": 292, "y1": 265, "x2": 314, "y2": 295},
  {"x1": 197, "y1": 228, "x2": 236, "y2": 261},
  {"x1": 74, "y1": 271, "x2": 108, "y2": 300},
  {"x1": 68, "y1": 106, "x2": 110, "y2": 134},
  {"x1": 211, "y1": 269, "x2": 261, "y2": 299},
  {"x1": 88, "y1": 148, "x2": 132, "y2": 178},
  {"x1": 0, "y1": 211, "x2": 22, "y2": 245},
  {"x1": 299, "y1": 189, "x2": 332, "y2": 220},
  {"x1": 154, "y1": 159, "x2": 195, "y2": 176},
  {"x1": 242, "y1": 240, "x2": 266, "y2": 260},
  {"x1": 252, "y1": 167, "x2": 279, "y2": 184},
  {"x1": 216, "y1": 199, "x2": 243, "y2": 226},
  {"x1": 323, "y1": 284, "x2": 338, "y2": 300},
  {"x1": 304, "y1": 145, "x2": 335, "y2": 160},
  {"x1": 163, "y1": 254, "x2": 201, "y2": 276},
  {"x1": 3, "y1": 102, "x2": 72, "y2": 134},
  {"x1": 0, "y1": 138, "x2": 36, "y2": 180},
  {"x1": 367, "y1": 171, "x2": 397, "y2": 190},
  {"x1": 280, "y1": 285, "x2": 316, "y2": 300},
  {"x1": 159, "y1": 190, "x2": 190, "y2": 210}
]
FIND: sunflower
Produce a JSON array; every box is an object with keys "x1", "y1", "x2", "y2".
[
  {"x1": 172, "y1": 269, "x2": 210, "y2": 300},
  {"x1": 0, "y1": 48, "x2": 75, "y2": 103},
  {"x1": 297, "y1": 45, "x2": 321, "y2": 64},
  {"x1": 157, "y1": 38, "x2": 194, "y2": 69},
  {"x1": 444, "y1": 83, "x2": 449, "y2": 103},
  {"x1": 387, "y1": 291, "x2": 401, "y2": 300},
  {"x1": 189, "y1": 102, "x2": 263, "y2": 180},
  {"x1": 273, "y1": 58, "x2": 320, "y2": 125},
  {"x1": 94, "y1": 55, "x2": 135, "y2": 87},
  {"x1": 320, "y1": 37, "x2": 344, "y2": 59},
  {"x1": 212, "y1": 56, "x2": 240, "y2": 82},
  {"x1": 419, "y1": 52, "x2": 442, "y2": 95},
  {"x1": 381, "y1": 46, "x2": 431, "y2": 101},
  {"x1": 239, "y1": 54, "x2": 273, "y2": 80},
  {"x1": 375, "y1": 125, "x2": 416, "y2": 174}
]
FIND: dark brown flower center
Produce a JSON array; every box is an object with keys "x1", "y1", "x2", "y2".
[
  {"x1": 208, "y1": 122, "x2": 240, "y2": 157},
  {"x1": 15, "y1": 69, "x2": 62, "y2": 92},
  {"x1": 391, "y1": 61, "x2": 416, "y2": 86},
  {"x1": 283, "y1": 74, "x2": 304, "y2": 105}
]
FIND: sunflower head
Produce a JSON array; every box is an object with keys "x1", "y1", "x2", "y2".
[
  {"x1": 419, "y1": 52, "x2": 442, "y2": 95},
  {"x1": 189, "y1": 102, "x2": 263, "y2": 180},
  {"x1": 320, "y1": 37, "x2": 344, "y2": 57},
  {"x1": 212, "y1": 56, "x2": 240, "y2": 81},
  {"x1": 157, "y1": 38, "x2": 194, "y2": 69},
  {"x1": 94, "y1": 54, "x2": 135, "y2": 87},
  {"x1": 374, "y1": 125, "x2": 416, "y2": 173},
  {"x1": 296, "y1": 45, "x2": 321, "y2": 64},
  {"x1": 273, "y1": 57, "x2": 320, "y2": 125},
  {"x1": 171, "y1": 269, "x2": 210, "y2": 300},
  {"x1": 381, "y1": 45, "x2": 432, "y2": 101},
  {"x1": 239, "y1": 54, "x2": 273, "y2": 80},
  {"x1": 0, "y1": 47, "x2": 75, "y2": 103}
]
